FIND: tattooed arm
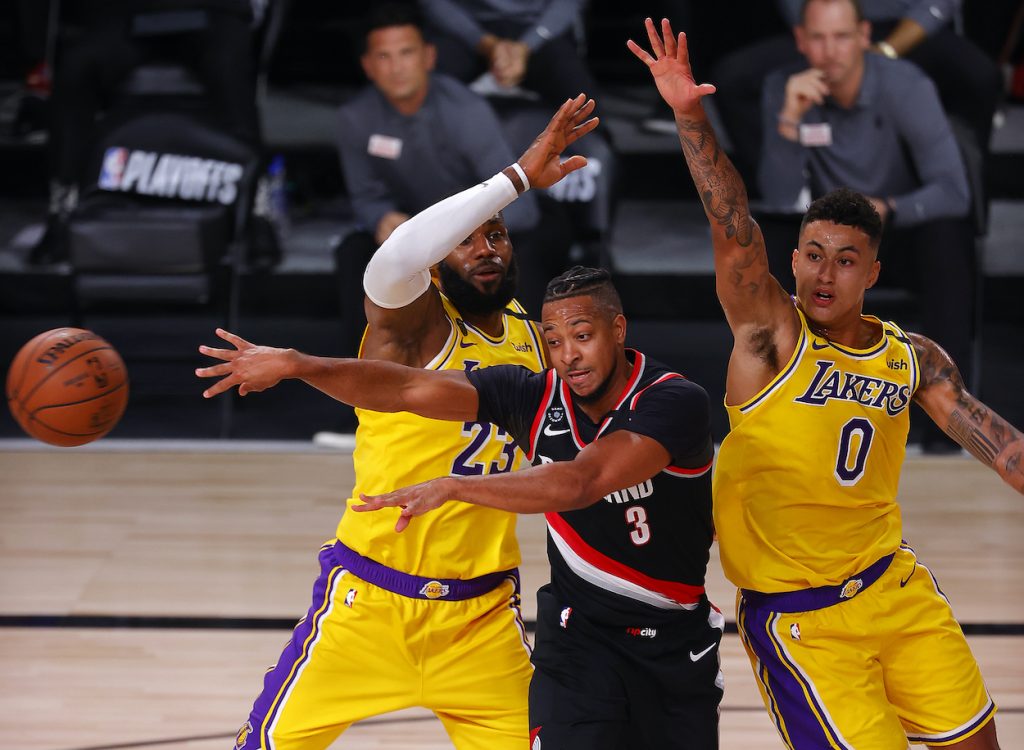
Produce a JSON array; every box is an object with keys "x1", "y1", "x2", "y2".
[
  {"x1": 912, "y1": 333, "x2": 1024, "y2": 494},
  {"x1": 627, "y1": 18, "x2": 797, "y2": 399}
]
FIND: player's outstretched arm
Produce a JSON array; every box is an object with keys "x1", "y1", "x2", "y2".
[
  {"x1": 627, "y1": 18, "x2": 792, "y2": 333},
  {"x1": 354, "y1": 429, "x2": 670, "y2": 532},
  {"x1": 196, "y1": 328, "x2": 479, "y2": 421},
  {"x1": 911, "y1": 333, "x2": 1024, "y2": 494}
]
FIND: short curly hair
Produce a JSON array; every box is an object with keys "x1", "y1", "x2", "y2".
[
  {"x1": 801, "y1": 188, "x2": 883, "y2": 250},
  {"x1": 543, "y1": 266, "x2": 623, "y2": 316}
]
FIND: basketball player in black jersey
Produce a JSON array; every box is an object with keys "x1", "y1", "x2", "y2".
[
  {"x1": 366, "y1": 267, "x2": 724, "y2": 749},
  {"x1": 201, "y1": 266, "x2": 723, "y2": 748}
]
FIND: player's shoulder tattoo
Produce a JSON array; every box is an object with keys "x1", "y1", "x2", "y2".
[{"x1": 909, "y1": 331, "x2": 965, "y2": 393}]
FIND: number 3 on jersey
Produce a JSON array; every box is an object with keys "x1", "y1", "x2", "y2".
[
  {"x1": 835, "y1": 417, "x2": 875, "y2": 486},
  {"x1": 626, "y1": 505, "x2": 651, "y2": 546}
]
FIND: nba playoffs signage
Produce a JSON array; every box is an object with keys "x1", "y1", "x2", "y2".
[{"x1": 98, "y1": 146, "x2": 244, "y2": 205}]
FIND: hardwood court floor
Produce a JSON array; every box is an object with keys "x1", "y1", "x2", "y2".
[{"x1": 1, "y1": 446, "x2": 1021, "y2": 749}]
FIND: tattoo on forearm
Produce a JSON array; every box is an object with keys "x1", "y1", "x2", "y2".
[
  {"x1": 947, "y1": 410, "x2": 999, "y2": 466},
  {"x1": 1006, "y1": 450, "x2": 1021, "y2": 477},
  {"x1": 677, "y1": 117, "x2": 753, "y2": 248},
  {"x1": 914, "y1": 335, "x2": 1024, "y2": 491}
]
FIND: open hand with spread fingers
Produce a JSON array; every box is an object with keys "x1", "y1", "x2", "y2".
[
  {"x1": 353, "y1": 477, "x2": 454, "y2": 533},
  {"x1": 626, "y1": 18, "x2": 716, "y2": 117},
  {"x1": 516, "y1": 93, "x2": 599, "y2": 189},
  {"x1": 195, "y1": 328, "x2": 296, "y2": 398}
]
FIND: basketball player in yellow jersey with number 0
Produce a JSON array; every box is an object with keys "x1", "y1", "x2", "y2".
[
  {"x1": 631, "y1": 17, "x2": 1023, "y2": 750},
  {"x1": 198, "y1": 96, "x2": 598, "y2": 749}
]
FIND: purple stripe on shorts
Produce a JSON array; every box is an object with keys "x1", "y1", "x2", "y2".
[
  {"x1": 741, "y1": 553, "x2": 894, "y2": 614},
  {"x1": 739, "y1": 599, "x2": 853, "y2": 750},
  {"x1": 330, "y1": 539, "x2": 518, "y2": 600},
  {"x1": 235, "y1": 544, "x2": 344, "y2": 750},
  {"x1": 906, "y1": 699, "x2": 996, "y2": 745}
]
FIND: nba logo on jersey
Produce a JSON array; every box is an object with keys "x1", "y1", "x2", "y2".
[
  {"x1": 98, "y1": 147, "x2": 128, "y2": 190},
  {"x1": 344, "y1": 588, "x2": 357, "y2": 607},
  {"x1": 840, "y1": 578, "x2": 864, "y2": 599},
  {"x1": 790, "y1": 623, "x2": 801, "y2": 641}
]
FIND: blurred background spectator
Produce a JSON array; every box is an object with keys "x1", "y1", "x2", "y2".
[
  {"x1": 419, "y1": 0, "x2": 602, "y2": 107},
  {"x1": 758, "y1": 0, "x2": 978, "y2": 453},
  {"x1": 712, "y1": 0, "x2": 1002, "y2": 194},
  {"x1": 334, "y1": 2, "x2": 574, "y2": 364}
]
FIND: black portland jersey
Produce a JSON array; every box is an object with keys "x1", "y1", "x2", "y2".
[{"x1": 468, "y1": 350, "x2": 714, "y2": 619}]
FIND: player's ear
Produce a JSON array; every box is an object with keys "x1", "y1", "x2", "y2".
[
  {"x1": 866, "y1": 259, "x2": 881, "y2": 290},
  {"x1": 613, "y1": 313, "x2": 627, "y2": 345}
]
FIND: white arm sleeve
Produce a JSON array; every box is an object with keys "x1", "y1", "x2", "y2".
[{"x1": 362, "y1": 170, "x2": 521, "y2": 309}]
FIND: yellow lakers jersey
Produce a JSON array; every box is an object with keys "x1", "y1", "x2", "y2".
[
  {"x1": 713, "y1": 306, "x2": 920, "y2": 593},
  {"x1": 337, "y1": 294, "x2": 548, "y2": 579}
]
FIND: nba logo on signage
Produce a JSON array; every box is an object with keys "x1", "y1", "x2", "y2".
[{"x1": 99, "y1": 147, "x2": 128, "y2": 190}]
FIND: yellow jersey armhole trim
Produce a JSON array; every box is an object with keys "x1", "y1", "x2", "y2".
[
  {"x1": 889, "y1": 319, "x2": 921, "y2": 395},
  {"x1": 425, "y1": 313, "x2": 458, "y2": 371}
]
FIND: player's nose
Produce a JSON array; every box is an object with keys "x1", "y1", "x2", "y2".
[
  {"x1": 470, "y1": 233, "x2": 498, "y2": 258},
  {"x1": 559, "y1": 340, "x2": 580, "y2": 365}
]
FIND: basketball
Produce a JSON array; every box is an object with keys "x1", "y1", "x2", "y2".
[{"x1": 5, "y1": 327, "x2": 129, "y2": 446}]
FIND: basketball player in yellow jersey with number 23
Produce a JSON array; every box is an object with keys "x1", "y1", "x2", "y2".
[
  {"x1": 630, "y1": 15, "x2": 1023, "y2": 750},
  {"x1": 198, "y1": 95, "x2": 598, "y2": 749}
]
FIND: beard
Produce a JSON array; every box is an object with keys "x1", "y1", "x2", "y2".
[{"x1": 438, "y1": 254, "x2": 519, "y2": 316}]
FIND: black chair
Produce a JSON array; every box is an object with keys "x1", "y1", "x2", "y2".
[
  {"x1": 65, "y1": 111, "x2": 261, "y2": 437},
  {"x1": 55, "y1": 2, "x2": 292, "y2": 437}
]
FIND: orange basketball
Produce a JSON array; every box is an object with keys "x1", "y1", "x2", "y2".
[{"x1": 5, "y1": 327, "x2": 129, "y2": 446}]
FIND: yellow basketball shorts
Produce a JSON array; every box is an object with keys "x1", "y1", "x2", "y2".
[
  {"x1": 737, "y1": 545, "x2": 995, "y2": 749},
  {"x1": 234, "y1": 541, "x2": 533, "y2": 750}
]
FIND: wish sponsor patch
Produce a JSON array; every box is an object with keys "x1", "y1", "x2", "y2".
[{"x1": 368, "y1": 134, "x2": 402, "y2": 159}]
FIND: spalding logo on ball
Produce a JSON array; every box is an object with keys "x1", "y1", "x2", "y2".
[{"x1": 5, "y1": 327, "x2": 129, "y2": 446}]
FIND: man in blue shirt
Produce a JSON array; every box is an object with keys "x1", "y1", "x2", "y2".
[
  {"x1": 419, "y1": 0, "x2": 600, "y2": 107},
  {"x1": 712, "y1": 0, "x2": 999, "y2": 189},
  {"x1": 335, "y1": 3, "x2": 572, "y2": 363}
]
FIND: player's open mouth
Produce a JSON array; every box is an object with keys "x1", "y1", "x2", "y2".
[
  {"x1": 813, "y1": 289, "x2": 834, "y2": 305},
  {"x1": 473, "y1": 265, "x2": 503, "y2": 282},
  {"x1": 566, "y1": 369, "x2": 590, "y2": 385}
]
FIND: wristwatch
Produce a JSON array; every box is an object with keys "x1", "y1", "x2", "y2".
[{"x1": 877, "y1": 41, "x2": 898, "y2": 59}]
